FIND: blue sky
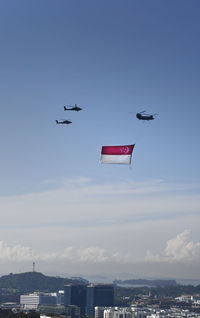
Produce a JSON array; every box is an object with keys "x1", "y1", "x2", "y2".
[{"x1": 0, "y1": 0, "x2": 200, "y2": 279}]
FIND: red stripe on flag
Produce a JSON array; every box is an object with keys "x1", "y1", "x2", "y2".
[{"x1": 101, "y1": 144, "x2": 135, "y2": 155}]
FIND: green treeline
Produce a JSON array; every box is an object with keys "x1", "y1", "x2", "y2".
[
  {"x1": 0, "y1": 310, "x2": 39, "y2": 318},
  {"x1": 115, "y1": 285, "x2": 200, "y2": 306},
  {"x1": 0, "y1": 272, "x2": 88, "y2": 293}
]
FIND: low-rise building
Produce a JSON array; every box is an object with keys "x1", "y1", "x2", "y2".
[{"x1": 20, "y1": 293, "x2": 57, "y2": 311}]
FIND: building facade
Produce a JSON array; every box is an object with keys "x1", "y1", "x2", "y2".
[
  {"x1": 20, "y1": 293, "x2": 57, "y2": 310},
  {"x1": 64, "y1": 284, "x2": 87, "y2": 315},
  {"x1": 104, "y1": 308, "x2": 132, "y2": 318},
  {"x1": 86, "y1": 285, "x2": 114, "y2": 317}
]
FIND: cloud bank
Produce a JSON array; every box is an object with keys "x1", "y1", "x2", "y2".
[
  {"x1": 146, "y1": 229, "x2": 200, "y2": 263},
  {"x1": 0, "y1": 177, "x2": 199, "y2": 230},
  {"x1": 0, "y1": 230, "x2": 200, "y2": 266},
  {"x1": 0, "y1": 178, "x2": 200, "y2": 277},
  {"x1": 0, "y1": 241, "x2": 128, "y2": 263}
]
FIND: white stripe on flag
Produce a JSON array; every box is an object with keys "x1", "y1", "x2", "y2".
[{"x1": 100, "y1": 154, "x2": 132, "y2": 165}]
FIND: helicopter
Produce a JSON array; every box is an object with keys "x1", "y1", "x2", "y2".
[
  {"x1": 136, "y1": 111, "x2": 158, "y2": 120},
  {"x1": 56, "y1": 119, "x2": 72, "y2": 124},
  {"x1": 64, "y1": 104, "x2": 83, "y2": 112}
]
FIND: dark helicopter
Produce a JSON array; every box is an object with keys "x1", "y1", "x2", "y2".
[
  {"x1": 64, "y1": 104, "x2": 83, "y2": 112},
  {"x1": 136, "y1": 111, "x2": 158, "y2": 120},
  {"x1": 56, "y1": 119, "x2": 72, "y2": 124}
]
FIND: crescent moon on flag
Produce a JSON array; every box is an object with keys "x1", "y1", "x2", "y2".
[{"x1": 121, "y1": 146, "x2": 129, "y2": 154}]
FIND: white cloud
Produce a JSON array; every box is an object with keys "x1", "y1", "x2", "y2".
[
  {"x1": 75, "y1": 247, "x2": 108, "y2": 263},
  {"x1": 0, "y1": 177, "x2": 199, "y2": 231},
  {"x1": 164, "y1": 230, "x2": 200, "y2": 261},
  {"x1": 0, "y1": 178, "x2": 200, "y2": 277},
  {"x1": 3, "y1": 229, "x2": 200, "y2": 265},
  {"x1": 0, "y1": 241, "x2": 38, "y2": 262},
  {"x1": 1, "y1": 228, "x2": 200, "y2": 280},
  {"x1": 0, "y1": 241, "x2": 124, "y2": 263},
  {"x1": 146, "y1": 229, "x2": 200, "y2": 263}
]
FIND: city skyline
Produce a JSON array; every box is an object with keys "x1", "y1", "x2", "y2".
[{"x1": 0, "y1": 0, "x2": 200, "y2": 279}]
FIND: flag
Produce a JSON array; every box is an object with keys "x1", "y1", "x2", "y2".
[{"x1": 100, "y1": 144, "x2": 135, "y2": 165}]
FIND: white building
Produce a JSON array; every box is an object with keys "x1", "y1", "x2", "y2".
[
  {"x1": 133, "y1": 310, "x2": 149, "y2": 318},
  {"x1": 20, "y1": 293, "x2": 57, "y2": 310},
  {"x1": 104, "y1": 307, "x2": 132, "y2": 318},
  {"x1": 175, "y1": 295, "x2": 192, "y2": 303},
  {"x1": 95, "y1": 307, "x2": 108, "y2": 318}
]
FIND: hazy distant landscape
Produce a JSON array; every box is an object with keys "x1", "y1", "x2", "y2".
[{"x1": 0, "y1": 272, "x2": 200, "y2": 296}]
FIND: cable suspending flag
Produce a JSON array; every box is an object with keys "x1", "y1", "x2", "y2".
[{"x1": 100, "y1": 144, "x2": 135, "y2": 165}]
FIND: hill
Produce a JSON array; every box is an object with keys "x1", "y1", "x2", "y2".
[
  {"x1": 114, "y1": 279, "x2": 177, "y2": 287},
  {"x1": 0, "y1": 272, "x2": 88, "y2": 294}
]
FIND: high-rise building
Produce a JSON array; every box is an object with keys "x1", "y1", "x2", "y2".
[
  {"x1": 86, "y1": 285, "x2": 114, "y2": 317},
  {"x1": 64, "y1": 284, "x2": 87, "y2": 315}
]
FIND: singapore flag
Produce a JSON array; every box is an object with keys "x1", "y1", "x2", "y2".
[{"x1": 100, "y1": 144, "x2": 135, "y2": 165}]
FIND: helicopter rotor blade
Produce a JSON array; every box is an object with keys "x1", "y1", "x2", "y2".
[{"x1": 139, "y1": 110, "x2": 146, "y2": 114}]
